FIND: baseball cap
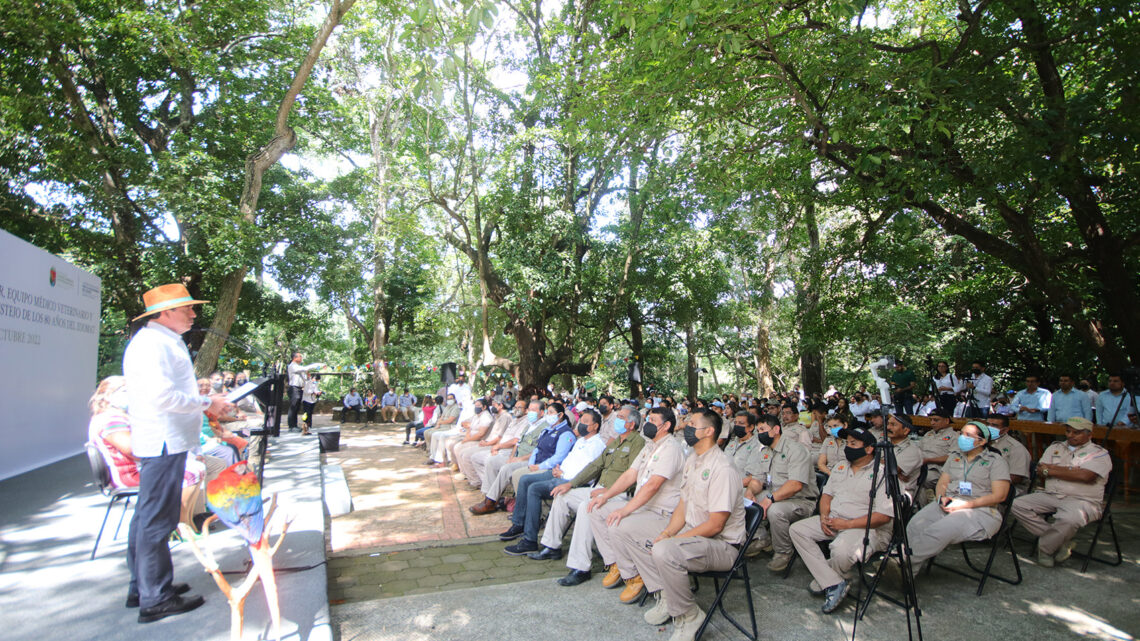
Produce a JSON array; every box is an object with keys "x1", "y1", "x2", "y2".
[
  {"x1": 1065, "y1": 417, "x2": 1094, "y2": 432},
  {"x1": 838, "y1": 426, "x2": 876, "y2": 447}
]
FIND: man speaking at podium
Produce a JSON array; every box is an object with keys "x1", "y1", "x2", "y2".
[
  {"x1": 123, "y1": 284, "x2": 234, "y2": 622},
  {"x1": 287, "y1": 351, "x2": 324, "y2": 432}
]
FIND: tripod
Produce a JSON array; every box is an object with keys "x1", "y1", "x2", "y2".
[{"x1": 851, "y1": 405, "x2": 923, "y2": 641}]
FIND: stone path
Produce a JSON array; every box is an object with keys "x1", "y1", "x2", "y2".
[{"x1": 323, "y1": 420, "x2": 512, "y2": 552}]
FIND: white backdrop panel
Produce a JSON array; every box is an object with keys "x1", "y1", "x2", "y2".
[{"x1": 0, "y1": 229, "x2": 101, "y2": 479}]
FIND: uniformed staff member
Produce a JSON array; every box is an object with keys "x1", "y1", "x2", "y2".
[
  {"x1": 885, "y1": 414, "x2": 924, "y2": 498},
  {"x1": 725, "y1": 411, "x2": 762, "y2": 477},
  {"x1": 906, "y1": 421, "x2": 1010, "y2": 573},
  {"x1": 984, "y1": 414, "x2": 1031, "y2": 490},
  {"x1": 1011, "y1": 417, "x2": 1112, "y2": 567},
  {"x1": 624, "y1": 409, "x2": 746, "y2": 641},
  {"x1": 918, "y1": 407, "x2": 957, "y2": 499},
  {"x1": 789, "y1": 426, "x2": 893, "y2": 614},
  {"x1": 816, "y1": 415, "x2": 849, "y2": 477},
  {"x1": 778, "y1": 404, "x2": 814, "y2": 448},
  {"x1": 541, "y1": 407, "x2": 646, "y2": 585},
  {"x1": 586, "y1": 407, "x2": 685, "y2": 603},
  {"x1": 744, "y1": 414, "x2": 818, "y2": 572}
]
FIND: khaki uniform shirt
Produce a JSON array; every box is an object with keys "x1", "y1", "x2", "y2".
[
  {"x1": 892, "y1": 437, "x2": 924, "y2": 493},
  {"x1": 500, "y1": 416, "x2": 533, "y2": 444},
  {"x1": 819, "y1": 436, "x2": 842, "y2": 471},
  {"x1": 1040, "y1": 441, "x2": 1112, "y2": 503},
  {"x1": 823, "y1": 459, "x2": 893, "y2": 531},
  {"x1": 919, "y1": 428, "x2": 956, "y2": 465},
  {"x1": 782, "y1": 422, "x2": 814, "y2": 449},
  {"x1": 680, "y1": 445, "x2": 746, "y2": 544},
  {"x1": 599, "y1": 412, "x2": 618, "y2": 443},
  {"x1": 632, "y1": 436, "x2": 686, "y2": 515},
  {"x1": 568, "y1": 431, "x2": 646, "y2": 489},
  {"x1": 487, "y1": 412, "x2": 513, "y2": 441},
  {"x1": 745, "y1": 437, "x2": 817, "y2": 501},
  {"x1": 943, "y1": 449, "x2": 1010, "y2": 515},
  {"x1": 993, "y1": 434, "x2": 1031, "y2": 480},
  {"x1": 725, "y1": 434, "x2": 761, "y2": 476}
]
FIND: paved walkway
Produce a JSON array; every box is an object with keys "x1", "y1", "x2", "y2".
[{"x1": 323, "y1": 420, "x2": 511, "y2": 553}]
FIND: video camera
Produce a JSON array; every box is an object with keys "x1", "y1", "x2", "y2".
[{"x1": 869, "y1": 355, "x2": 896, "y2": 407}]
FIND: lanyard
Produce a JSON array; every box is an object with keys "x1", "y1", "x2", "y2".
[{"x1": 962, "y1": 453, "x2": 984, "y2": 482}]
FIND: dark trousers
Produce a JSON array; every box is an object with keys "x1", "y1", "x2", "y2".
[
  {"x1": 127, "y1": 449, "x2": 187, "y2": 608},
  {"x1": 964, "y1": 403, "x2": 989, "y2": 418},
  {"x1": 936, "y1": 393, "x2": 957, "y2": 415},
  {"x1": 365, "y1": 406, "x2": 378, "y2": 422},
  {"x1": 512, "y1": 471, "x2": 558, "y2": 543},
  {"x1": 287, "y1": 385, "x2": 303, "y2": 429},
  {"x1": 895, "y1": 391, "x2": 915, "y2": 415},
  {"x1": 301, "y1": 401, "x2": 316, "y2": 429},
  {"x1": 341, "y1": 406, "x2": 361, "y2": 423}
]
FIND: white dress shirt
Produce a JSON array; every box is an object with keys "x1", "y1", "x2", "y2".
[
  {"x1": 123, "y1": 321, "x2": 209, "y2": 457},
  {"x1": 558, "y1": 432, "x2": 609, "y2": 479},
  {"x1": 287, "y1": 361, "x2": 322, "y2": 387}
]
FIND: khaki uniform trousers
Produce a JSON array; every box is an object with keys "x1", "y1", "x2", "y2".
[
  {"x1": 605, "y1": 507, "x2": 671, "y2": 580},
  {"x1": 906, "y1": 502, "x2": 1001, "y2": 570},
  {"x1": 472, "y1": 449, "x2": 506, "y2": 489},
  {"x1": 396, "y1": 407, "x2": 414, "y2": 422},
  {"x1": 485, "y1": 460, "x2": 529, "y2": 501},
  {"x1": 766, "y1": 498, "x2": 815, "y2": 555},
  {"x1": 540, "y1": 486, "x2": 598, "y2": 572},
  {"x1": 1011, "y1": 492, "x2": 1102, "y2": 556},
  {"x1": 584, "y1": 496, "x2": 634, "y2": 570},
  {"x1": 458, "y1": 444, "x2": 491, "y2": 486},
  {"x1": 789, "y1": 516, "x2": 889, "y2": 589},
  {"x1": 643, "y1": 536, "x2": 738, "y2": 617}
]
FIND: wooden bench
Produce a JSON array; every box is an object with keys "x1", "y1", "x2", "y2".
[{"x1": 908, "y1": 415, "x2": 1140, "y2": 502}]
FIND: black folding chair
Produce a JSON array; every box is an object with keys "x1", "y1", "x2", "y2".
[
  {"x1": 926, "y1": 483, "x2": 1022, "y2": 595},
  {"x1": 690, "y1": 503, "x2": 763, "y2": 641},
  {"x1": 86, "y1": 442, "x2": 139, "y2": 560},
  {"x1": 1071, "y1": 464, "x2": 1123, "y2": 572}
]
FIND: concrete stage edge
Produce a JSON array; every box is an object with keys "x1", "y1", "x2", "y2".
[{"x1": 0, "y1": 431, "x2": 332, "y2": 641}]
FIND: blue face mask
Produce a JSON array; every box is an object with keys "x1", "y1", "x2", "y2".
[
  {"x1": 613, "y1": 417, "x2": 627, "y2": 434},
  {"x1": 957, "y1": 434, "x2": 979, "y2": 452},
  {"x1": 987, "y1": 426, "x2": 1001, "y2": 441},
  {"x1": 527, "y1": 411, "x2": 539, "y2": 423},
  {"x1": 828, "y1": 426, "x2": 841, "y2": 438}
]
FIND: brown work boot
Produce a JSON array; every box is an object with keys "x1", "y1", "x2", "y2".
[
  {"x1": 601, "y1": 564, "x2": 623, "y2": 589},
  {"x1": 619, "y1": 575, "x2": 646, "y2": 603},
  {"x1": 469, "y1": 498, "x2": 498, "y2": 515}
]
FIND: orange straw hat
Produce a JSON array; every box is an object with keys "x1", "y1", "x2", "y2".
[{"x1": 133, "y1": 283, "x2": 209, "y2": 322}]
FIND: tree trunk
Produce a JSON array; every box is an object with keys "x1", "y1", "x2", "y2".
[
  {"x1": 754, "y1": 322, "x2": 774, "y2": 398},
  {"x1": 686, "y1": 322, "x2": 698, "y2": 400},
  {"x1": 796, "y1": 199, "x2": 825, "y2": 396},
  {"x1": 194, "y1": 0, "x2": 356, "y2": 376},
  {"x1": 629, "y1": 306, "x2": 644, "y2": 398}
]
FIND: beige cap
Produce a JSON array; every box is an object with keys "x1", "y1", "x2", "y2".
[{"x1": 1065, "y1": 417, "x2": 1094, "y2": 432}]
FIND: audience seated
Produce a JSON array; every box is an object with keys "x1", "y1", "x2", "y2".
[
  {"x1": 405, "y1": 395, "x2": 438, "y2": 445},
  {"x1": 363, "y1": 390, "x2": 379, "y2": 423},
  {"x1": 341, "y1": 387, "x2": 363, "y2": 423},
  {"x1": 816, "y1": 415, "x2": 848, "y2": 478},
  {"x1": 456, "y1": 398, "x2": 516, "y2": 483},
  {"x1": 885, "y1": 414, "x2": 923, "y2": 498},
  {"x1": 380, "y1": 388, "x2": 398, "y2": 423},
  {"x1": 397, "y1": 388, "x2": 418, "y2": 422},
  {"x1": 984, "y1": 414, "x2": 1031, "y2": 490},
  {"x1": 743, "y1": 414, "x2": 818, "y2": 572}
]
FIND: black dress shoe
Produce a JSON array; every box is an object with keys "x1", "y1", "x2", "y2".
[
  {"x1": 138, "y1": 594, "x2": 205, "y2": 623},
  {"x1": 557, "y1": 569, "x2": 592, "y2": 586},
  {"x1": 504, "y1": 539, "x2": 539, "y2": 556},
  {"x1": 126, "y1": 582, "x2": 190, "y2": 608},
  {"x1": 527, "y1": 546, "x2": 563, "y2": 561},
  {"x1": 498, "y1": 524, "x2": 525, "y2": 541}
]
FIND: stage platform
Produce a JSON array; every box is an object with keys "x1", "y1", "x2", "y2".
[{"x1": 0, "y1": 430, "x2": 331, "y2": 641}]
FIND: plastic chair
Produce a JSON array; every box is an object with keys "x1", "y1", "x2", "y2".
[{"x1": 86, "y1": 442, "x2": 139, "y2": 560}]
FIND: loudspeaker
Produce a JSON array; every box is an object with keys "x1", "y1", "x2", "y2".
[{"x1": 440, "y1": 362, "x2": 457, "y2": 385}]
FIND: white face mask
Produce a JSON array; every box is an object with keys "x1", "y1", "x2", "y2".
[
  {"x1": 1066, "y1": 444, "x2": 1078, "y2": 453},
  {"x1": 446, "y1": 399, "x2": 456, "y2": 406},
  {"x1": 110, "y1": 388, "x2": 129, "y2": 411}
]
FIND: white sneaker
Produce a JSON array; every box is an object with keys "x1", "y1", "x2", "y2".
[
  {"x1": 667, "y1": 605, "x2": 706, "y2": 641},
  {"x1": 644, "y1": 592, "x2": 670, "y2": 625}
]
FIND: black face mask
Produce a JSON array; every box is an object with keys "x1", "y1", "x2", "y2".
[
  {"x1": 756, "y1": 431, "x2": 774, "y2": 447},
  {"x1": 972, "y1": 368, "x2": 982, "y2": 376},
  {"x1": 844, "y1": 445, "x2": 867, "y2": 462},
  {"x1": 732, "y1": 424, "x2": 747, "y2": 439},
  {"x1": 599, "y1": 404, "x2": 610, "y2": 414},
  {"x1": 682, "y1": 425, "x2": 699, "y2": 447},
  {"x1": 1078, "y1": 383, "x2": 1089, "y2": 391},
  {"x1": 576, "y1": 423, "x2": 589, "y2": 437},
  {"x1": 642, "y1": 421, "x2": 659, "y2": 440}
]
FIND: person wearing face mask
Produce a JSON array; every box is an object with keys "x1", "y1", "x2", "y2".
[
  {"x1": 789, "y1": 426, "x2": 893, "y2": 614},
  {"x1": 464, "y1": 400, "x2": 531, "y2": 490},
  {"x1": 741, "y1": 414, "x2": 818, "y2": 572},
  {"x1": 617, "y1": 409, "x2": 746, "y2": 641},
  {"x1": 535, "y1": 406, "x2": 646, "y2": 584},
  {"x1": 430, "y1": 398, "x2": 492, "y2": 469},
  {"x1": 450, "y1": 397, "x2": 504, "y2": 476},
  {"x1": 885, "y1": 415, "x2": 924, "y2": 499},
  {"x1": 724, "y1": 411, "x2": 762, "y2": 476},
  {"x1": 504, "y1": 409, "x2": 610, "y2": 555},
  {"x1": 208, "y1": 371, "x2": 225, "y2": 395},
  {"x1": 906, "y1": 421, "x2": 1010, "y2": 574},
  {"x1": 406, "y1": 395, "x2": 438, "y2": 446},
  {"x1": 420, "y1": 393, "x2": 459, "y2": 455},
  {"x1": 596, "y1": 395, "x2": 619, "y2": 443},
  {"x1": 455, "y1": 398, "x2": 514, "y2": 483},
  {"x1": 341, "y1": 387, "x2": 363, "y2": 424},
  {"x1": 983, "y1": 414, "x2": 1030, "y2": 490},
  {"x1": 817, "y1": 415, "x2": 849, "y2": 478},
  {"x1": 494, "y1": 404, "x2": 575, "y2": 529},
  {"x1": 963, "y1": 360, "x2": 994, "y2": 418},
  {"x1": 470, "y1": 400, "x2": 549, "y2": 513},
  {"x1": 585, "y1": 407, "x2": 685, "y2": 603},
  {"x1": 1011, "y1": 417, "x2": 1113, "y2": 567}
]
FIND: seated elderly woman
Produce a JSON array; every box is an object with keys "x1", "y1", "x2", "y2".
[
  {"x1": 196, "y1": 378, "x2": 242, "y2": 465},
  {"x1": 905, "y1": 420, "x2": 1011, "y2": 574},
  {"x1": 88, "y1": 376, "x2": 222, "y2": 532}
]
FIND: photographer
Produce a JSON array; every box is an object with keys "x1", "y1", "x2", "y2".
[
  {"x1": 963, "y1": 360, "x2": 994, "y2": 418},
  {"x1": 931, "y1": 360, "x2": 960, "y2": 415},
  {"x1": 890, "y1": 361, "x2": 917, "y2": 415}
]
